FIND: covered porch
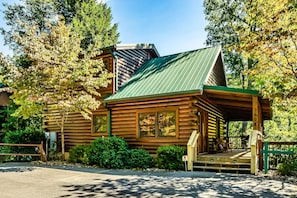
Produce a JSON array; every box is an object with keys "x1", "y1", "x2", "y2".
[{"x1": 188, "y1": 86, "x2": 271, "y2": 174}]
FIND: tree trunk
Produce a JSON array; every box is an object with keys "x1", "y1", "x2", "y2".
[{"x1": 61, "y1": 114, "x2": 65, "y2": 160}]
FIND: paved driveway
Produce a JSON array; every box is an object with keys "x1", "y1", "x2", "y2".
[{"x1": 0, "y1": 163, "x2": 296, "y2": 198}]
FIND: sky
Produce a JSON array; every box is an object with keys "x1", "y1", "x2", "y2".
[{"x1": 0, "y1": 0, "x2": 208, "y2": 56}]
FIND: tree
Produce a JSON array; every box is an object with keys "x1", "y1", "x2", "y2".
[
  {"x1": 234, "y1": 0, "x2": 297, "y2": 140},
  {"x1": 1, "y1": 0, "x2": 57, "y2": 53},
  {"x1": 203, "y1": 0, "x2": 255, "y2": 136},
  {"x1": 0, "y1": 20, "x2": 113, "y2": 157},
  {"x1": 1, "y1": 0, "x2": 119, "y2": 155},
  {"x1": 2, "y1": 0, "x2": 119, "y2": 52},
  {"x1": 203, "y1": 0, "x2": 251, "y2": 89},
  {"x1": 235, "y1": 0, "x2": 297, "y2": 101},
  {"x1": 55, "y1": 0, "x2": 119, "y2": 50}
]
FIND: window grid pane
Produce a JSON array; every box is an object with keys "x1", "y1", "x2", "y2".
[
  {"x1": 93, "y1": 115, "x2": 107, "y2": 133},
  {"x1": 139, "y1": 113, "x2": 156, "y2": 137},
  {"x1": 158, "y1": 111, "x2": 176, "y2": 137},
  {"x1": 138, "y1": 110, "x2": 176, "y2": 138}
]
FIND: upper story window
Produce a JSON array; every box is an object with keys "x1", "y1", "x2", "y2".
[
  {"x1": 92, "y1": 113, "x2": 107, "y2": 135},
  {"x1": 138, "y1": 108, "x2": 178, "y2": 138}
]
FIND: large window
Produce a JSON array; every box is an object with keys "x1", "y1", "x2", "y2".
[
  {"x1": 138, "y1": 109, "x2": 177, "y2": 138},
  {"x1": 92, "y1": 113, "x2": 107, "y2": 135}
]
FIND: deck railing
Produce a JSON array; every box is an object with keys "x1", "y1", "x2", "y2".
[
  {"x1": 249, "y1": 130, "x2": 263, "y2": 174},
  {"x1": 261, "y1": 141, "x2": 297, "y2": 173},
  {"x1": 0, "y1": 141, "x2": 47, "y2": 162},
  {"x1": 187, "y1": 130, "x2": 200, "y2": 171}
]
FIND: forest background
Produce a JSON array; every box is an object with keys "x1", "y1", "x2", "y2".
[{"x1": 0, "y1": 0, "x2": 296, "y2": 144}]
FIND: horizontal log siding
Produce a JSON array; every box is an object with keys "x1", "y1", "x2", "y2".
[
  {"x1": 43, "y1": 82, "x2": 113, "y2": 152},
  {"x1": 116, "y1": 49, "x2": 152, "y2": 89},
  {"x1": 108, "y1": 96, "x2": 196, "y2": 153},
  {"x1": 193, "y1": 97, "x2": 225, "y2": 151}
]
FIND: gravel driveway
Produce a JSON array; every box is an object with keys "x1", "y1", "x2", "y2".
[{"x1": 0, "y1": 162, "x2": 296, "y2": 198}]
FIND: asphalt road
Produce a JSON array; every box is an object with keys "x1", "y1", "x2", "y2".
[{"x1": 0, "y1": 163, "x2": 296, "y2": 198}]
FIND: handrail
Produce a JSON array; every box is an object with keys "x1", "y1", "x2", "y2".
[
  {"x1": 249, "y1": 130, "x2": 263, "y2": 174},
  {"x1": 0, "y1": 141, "x2": 47, "y2": 162},
  {"x1": 187, "y1": 130, "x2": 200, "y2": 171}
]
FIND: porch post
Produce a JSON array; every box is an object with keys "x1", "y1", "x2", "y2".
[
  {"x1": 252, "y1": 96, "x2": 263, "y2": 172},
  {"x1": 252, "y1": 96, "x2": 261, "y2": 131}
]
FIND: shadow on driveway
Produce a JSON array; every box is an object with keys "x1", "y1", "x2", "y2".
[{"x1": 60, "y1": 173, "x2": 294, "y2": 198}]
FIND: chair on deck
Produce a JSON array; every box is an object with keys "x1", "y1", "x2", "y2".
[{"x1": 215, "y1": 138, "x2": 231, "y2": 152}]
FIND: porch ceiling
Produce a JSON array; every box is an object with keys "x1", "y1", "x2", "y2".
[{"x1": 203, "y1": 86, "x2": 271, "y2": 121}]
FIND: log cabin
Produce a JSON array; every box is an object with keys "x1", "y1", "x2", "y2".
[{"x1": 44, "y1": 45, "x2": 271, "y2": 157}]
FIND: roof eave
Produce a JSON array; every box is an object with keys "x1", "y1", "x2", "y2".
[
  {"x1": 104, "y1": 89, "x2": 203, "y2": 104},
  {"x1": 203, "y1": 85, "x2": 260, "y2": 96},
  {"x1": 115, "y1": 43, "x2": 160, "y2": 57}
]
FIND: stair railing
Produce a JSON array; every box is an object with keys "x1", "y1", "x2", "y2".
[
  {"x1": 187, "y1": 130, "x2": 199, "y2": 171},
  {"x1": 249, "y1": 130, "x2": 263, "y2": 174}
]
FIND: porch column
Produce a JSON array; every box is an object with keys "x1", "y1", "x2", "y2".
[
  {"x1": 252, "y1": 96, "x2": 261, "y2": 131},
  {"x1": 252, "y1": 96, "x2": 263, "y2": 172}
]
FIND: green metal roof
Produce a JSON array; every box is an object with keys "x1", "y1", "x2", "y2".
[
  {"x1": 105, "y1": 46, "x2": 222, "y2": 102},
  {"x1": 203, "y1": 85, "x2": 260, "y2": 95}
]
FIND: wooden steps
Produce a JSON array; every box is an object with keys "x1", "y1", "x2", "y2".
[{"x1": 193, "y1": 150, "x2": 251, "y2": 174}]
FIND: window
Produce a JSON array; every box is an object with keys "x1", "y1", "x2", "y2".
[
  {"x1": 92, "y1": 114, "x2": 107, "y2": 134},
  {"x1": 138, "y1": 109, "x2": 177, "y2": 138}
]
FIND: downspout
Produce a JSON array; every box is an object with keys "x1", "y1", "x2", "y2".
[
  {"x1": 107, "y1": 108, "x2": 112, "y2": 137},
  {"x1": 110, "y1": 49, "x2": 119, "y2": 92}
]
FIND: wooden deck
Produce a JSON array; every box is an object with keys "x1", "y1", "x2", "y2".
[
  {"x1": 193, "y1": 149, "x2": 251, "y2": 173},
  {"x1": 199, "y1": 149, "x2": 251, "y2": 159}
]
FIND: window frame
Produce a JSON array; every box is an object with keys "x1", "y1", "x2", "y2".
[
  {"x1": 91, "y1": 112, "x2": 108, "y2": 136},
  {"x1": 136, "y1": 107, "x2": 179, "y2": 139}
]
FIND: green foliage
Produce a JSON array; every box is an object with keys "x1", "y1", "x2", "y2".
[
  {"x1": 69, "y1": 139, "x2": 154, "y2": 170},
  {"x1": 203, "y1": 0, "x2": 252, "y2": 89},
  {"x1": 54, "y1": 0, "x2": 119, "y2": 50},
  {"x1": 235, "y1": 0, "x2": 297, "y2": 101},
  {"x1": 72, "y1": 0, "x2": 119, "y2": 50},
  {"x1": 68, "y1": 145, "x2": 90, "y2": 164},
  {"x1": 0, "y1": 0, "x2": 56, "y2": 53},
  {"x1": 4, "y1": 129, "x2": 45, "y2": 144},
  {"x1": 0, "y1": 100, "x2": 43, "y2": 146},
  {"x1": 277, "y1": 158, "x2": 297, "y2": 176},
  {"x1": 88, "y1": 136, "x2": 129, "y2": 169},
  {"x1": 126, "y1": 149, "x2": 154, "y2": 169},
  {"x1": 156, "y1": 145, "x2": 186, "y2": 170},
  {"x1": 3, "y1": 129, "x2": 45, "y2": 160}
]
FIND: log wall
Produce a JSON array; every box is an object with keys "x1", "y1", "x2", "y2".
[
  {"x1": 43, "y1": 85, "x2": 112, "y2": 151},
  {"x1": 193, "y1": 96, "x2": 225, "y2": 152},
  {"x1": 108, "y1": 95, "x2": 197, "y2": 153}
]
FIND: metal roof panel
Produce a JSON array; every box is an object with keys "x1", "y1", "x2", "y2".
[{"x1": 105, "y1": 46, "x2": 221, "y2": 102}]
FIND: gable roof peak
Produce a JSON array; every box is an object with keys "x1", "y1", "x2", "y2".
[{"x1": 105, "y1": 46, "x2": 223, "y2": 102}]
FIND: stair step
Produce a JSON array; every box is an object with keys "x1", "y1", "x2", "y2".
[
  {"x1": 197, "y1": 157, "x2": 250, "y2": 163},
  {"x1": 193, "y1": 165, "x2": 250, "y2": 171},
  {"x1": 194, "y1": 161, "x2": 250, "y2": 166}
]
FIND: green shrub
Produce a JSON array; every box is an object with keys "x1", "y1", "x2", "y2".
[
  {"x1": 277, "y1": 158, "x2": 297, "y2": 176},
  {"x1": 68, "y1": 145, "x2": 90, "y2": 164},
  {"x1": 88, "y1": 136, "x2": 129, "y2": 169},
  {"x1": 2, "y1": 129, "x2": 45, "y2": 161},
  {"x1": 156, "y1": 145, "x2": 186, "y2": 170},
  {"x1": 126, "y1": 149, "x2": 154, "y2": 169},
  {"x1": 4, "y1": 129, "x2": 45, "y2": 144}
]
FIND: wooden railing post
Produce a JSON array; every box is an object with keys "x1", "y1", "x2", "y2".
[
  {"x1": 39, "y1": 141, "x2": 47, "y2": 162},
  {"x1": 250, "y1": 130, "x2": 258, "y2": 174},
  {"x1": 0, "y1": 142, "x2": 47, "y2": 162},
  {"x1": 187, "y1": 130, "x2": 199, "y2": 171}
]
